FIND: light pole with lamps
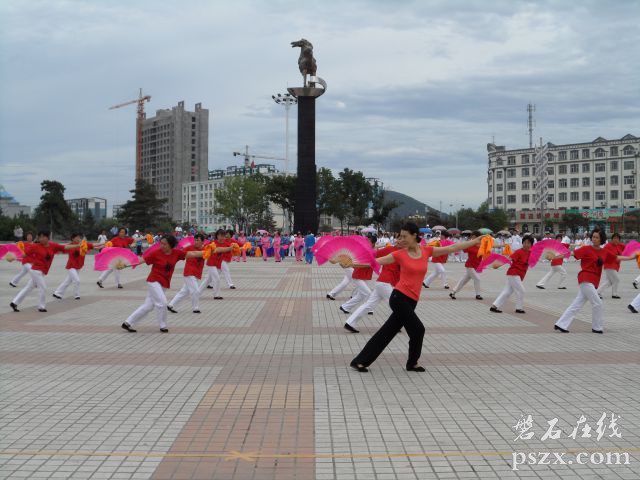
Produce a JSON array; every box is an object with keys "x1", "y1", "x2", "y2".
[{"x1": 272, "y1": 93, "x2": 297, "y2": 174}]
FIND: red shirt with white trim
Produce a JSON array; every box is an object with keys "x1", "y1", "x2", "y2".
[
  {"x1": 506, "y1": 248, "x2": 530, "y2": 280},
  {"x1": 145, "y1": 248, "x2": 187, "y2": 288},
  {"x1": 391, "y1": 246, "x2": 433, "y2": 301},
  {"x1": 65, "y1": 243, "x2": 94, "y2": 270},
  {"x1": 603, "y1": 243, "x2": 624, "y2": 271},
  {"x1": 464, "y1": 245, "x2": 481, "y2": 269},
  {"x1": 182, "y1": 245, "x2": 205, "y2": 279},
  {"x1": 25, "y1": 242, "x2": 66, "y2": 275},
  {"x1": 574, "y1": 245, "x2": 616, "y2": 288},
  {"x1": 376, "y1": 246, "x2": 400, "y2": 286}
]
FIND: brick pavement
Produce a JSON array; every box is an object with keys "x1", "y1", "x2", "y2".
[{"x1": 1, "y1": 256, "x2": 640, "y2": 479}]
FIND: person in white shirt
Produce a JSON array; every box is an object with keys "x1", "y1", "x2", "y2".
[{"x1": 511, "y1": 232, "x2": 523, "y2": 251}]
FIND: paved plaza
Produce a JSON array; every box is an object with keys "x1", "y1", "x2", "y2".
[{"x1": 1, "y1": 257, "x2": 640, "y2": 479}]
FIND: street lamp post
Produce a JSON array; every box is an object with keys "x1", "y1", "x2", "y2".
[{"x1": 272, "y1": 93, "x2": 298, "y2": 174}]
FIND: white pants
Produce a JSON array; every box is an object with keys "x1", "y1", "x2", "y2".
[
  {"x1": 200, "y1": 266, "x2": 221, "y2": 296},
  {"x1": 346, "y1": 282, "x2": 392, "y2": 327},
  {"x1": 170, "y1": 276, "x2": 201, "y2": 311},
  {"x1": 597, "y1": 269, "x2": 620, "y2": 297},
  {"x1": 424, "y1": 263, "x2": 448, "y2": 287},
  {"x1": 556, "y1": 282, "x2": 603, "y2": 331},
  {"x1": 493, "y1": 275, "x2": 525, "y2": 310},
  {"x1": 536, "y1": 265, "x2": 567, "y2": 288},
  {"x1": 12, "y1": 269, "x2": 47, "y2": 309},
  {"x1": 126, "y1": 282, "x2": 168, "y2": 329},
  {"x1": 453, "y1": 268, "x2": 481, "y2": 296},
  {"x1": 54, "y1": 268, "x2": 80, "y2": 298},
  {"x1": 341, "y1": 279, "x2": 372, "y2": 312},
  {"x1": 11, "y1": 263, "x2": 32, "y2": 285},
  {"x1": 630, "y1": 293, "x2": 640, "y2": 310},
  {"x1": 329, "y1": 268, "x2": 354, "y2": 297},
  {"x1": 635, "y1": 274, "x2": 640, "y2": 284},
  {"x1": 220, "y1": 261, "x2": 234, "y2": 287},
  {"x1": 99, "y1": 268, "x2": 121, "y2": 286}
]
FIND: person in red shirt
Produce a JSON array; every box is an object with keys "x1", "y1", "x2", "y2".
[
  {"x1": 122, "y1": 235, "x2": 205, "y2": 333},
  {"x1": 53, "y1": 233, "x2": 104, "y2": 300},
  {"x1": 344, "y1": 241, "x2": 400, "y2": 333},
  {"x1": 10, "y1": 231, "x2": 83, "y2": 312},
  {"x1": 167, "y1": 234, "x2": 206, "y2": 314},
  {"x1": 490, "y1": 235, "x2": 534, "y2": 314},
  {"x1": 555, "y1": 229, "x2": 637, "y2": 333},
  {"x1": 596, "y1": 233, "x2": 625, "y2": 299},
  {"x1": 200, "y1": 229, "x2": 234, "y2": 300},
  {"x1": 350, "y1": 223, "x2": 482, "y2": 372},
  {"x1": 338, "y1": 236, "x2": 376, "y2": 316},
  {"x1": 536, "y1": 234, "x2": 569, "y2": 290},
  {"x1": 219, "y1": 229, "x2": 237, "y2": 289},
  {"x1": 9, "y1": 231, "x2": 34, "y2": 287},
  {"x1": 97, "y1": 227, "x2": 135, "y2": 289},
  {"x1": 449, "y1": 231, "x2": 483, "y2": 300},
  {"x1": 422, "y1": 230, "x2": 451, "y2": 289}
]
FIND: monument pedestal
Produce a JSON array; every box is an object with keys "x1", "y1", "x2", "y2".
[{"x1": 288, "y1": 86, "x2": 324, "y2": 234}]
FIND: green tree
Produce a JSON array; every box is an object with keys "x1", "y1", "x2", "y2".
[
  {"x1": 265, "y1": 174, "x2": 296, "y2": 231},
  {"x1": 214, "y1": 175, "x2": 269, "y2": 232},
  {"x1": 117, "y1": 179, "x2": 169, "y2": 230},
  {"x1": 317, "y1": 167, "x2": 346, "y2": 231},
  {"x1": 33, "y1": 180, "x2": 79, "y2": 239},
  {"x1": 338, "y1": 168, "x2": 372, "y2": 230},
  {"x1": 561, "y1": 212, "x2": 590, "y2": 234},
  {"x1": 369, "y1": 183, "x2": 399, "y2": 229}
]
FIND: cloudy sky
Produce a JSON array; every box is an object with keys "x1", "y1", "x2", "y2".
[{"x1": 1, "y1": 0, "x2": 639, "y2": 215}]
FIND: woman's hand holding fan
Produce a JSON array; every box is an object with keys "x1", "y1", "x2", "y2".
[
  {"x1": 475, "y1": 253, "x2": 511, "y2": 273},
  {"x1": 94, "y1": 247, "x2": 140, "y2": 271},
  {"x1": 528, "y1": 239, "x2": 570, "y2": 268}
]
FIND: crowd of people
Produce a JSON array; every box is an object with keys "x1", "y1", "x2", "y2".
[{"x1": 4, "y1": 223, "x2": 640, "y2": 374}]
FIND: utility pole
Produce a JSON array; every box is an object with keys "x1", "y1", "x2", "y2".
[
  {"x1": 272, "y1": 93, "x2": 298, "y2": 174},
  {"x1": 534, "y1": 137, "x2": 549, "y2": 236},
  {"x1": 527, "y1": 103, "x2": 536, "y2": 149}
]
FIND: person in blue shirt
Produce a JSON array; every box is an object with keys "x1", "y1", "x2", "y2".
[{"x1": 304, "y1": 231, "x2": 316, "y2": 264}]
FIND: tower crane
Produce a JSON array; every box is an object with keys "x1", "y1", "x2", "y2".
[
  {"x1": 109, "y1": 88, "x2": 151, "y2": 182},
  {"x1": 232, "y1": 145, "x2": 286, "y2": 171}
]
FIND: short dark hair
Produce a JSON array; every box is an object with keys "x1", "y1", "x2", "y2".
[
  {"x1": 368, "y1": 235, "x2": 377, "y2": 245},
  {"x1": 591, "y1": 228, "x2": 606, "y2": 243},
  {"x1": 441, "y1": 231, "x2": 451, "y2": 239},
  {"x1": 400, "y1": 222, "x2": 420, "y2": 241},
  {"x1": 194, "y1": 233, "x2": 205, "y2": 241},
  {"x1": 161, "y1": 234, "x2": 177, "y2": 249},
  {"x1": 215, "y1": 229, "x2": 226, "y2": 239},
  {"x1": 471, "y1": 230, "x2": 481, "y2": 238},
  {"x1": 555, "y1": 234, "x2": 562, "y2": 240},
  {"x1": 611, "y1": 232, "x2": 621, "y2": 240},
  {"x1": 522, "y1": 234, "x2": 534, "y2": 246},
  {"x1": 226, "y1": 229, "x2": 234, "y2": 235},
  {"x1": 118, "y1": 227, "x2": 126, "y2": 234},
  {"x1": 37, "y1": 230, "x2": 50, "y2": 238},
  {"x1": 70, "y1": 232, "x2": 82, "y2": 240}
]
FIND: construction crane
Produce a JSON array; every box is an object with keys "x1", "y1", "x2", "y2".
[
  {"x1": 109, "y1": 88, "x2": 151, "y2": 182},
  {"x1": 232, "y1": 145, "x2": 286, "y2": 171}
]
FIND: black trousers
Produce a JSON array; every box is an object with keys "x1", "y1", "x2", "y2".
[{"x1": 352, "y1": 289, "x2": 425, "y2": 369}]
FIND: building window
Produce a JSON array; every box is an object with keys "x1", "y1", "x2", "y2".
[
  {"x1": 521, "y1": 154, "x2": 530, "y2": 163},
  {"x1": 547, "y1": 194, "x2": 554, "y2": 203},
  {"x1": 570, "y1": 192, "x2": 579, "y2": 201},
  {"x1": 610, "y1": 175, "x2": 619, "y2": 186},
  {"x1": 595, "y1": 177, "x2": 606, "y2": 186},
  {"x1": 610, "y1": 160, "x2": 618, "y2": 170},
  {"x1": 507, "y1": 195, "x2": 516, "y2": 203},
  {"x1": 582, "y1": 191, "x2": 590, "y2": 201},
  {"x1": 594, "y1": 148, "x2": 606, "y2": 158},
  {"x1": 507, "y1": 168, "x2": 516, "y2": 178},
  {"x1": 521, "y1": 194, "x2": 530, "y2": 203},
  {"x1": 610, "y1": 190, "x2": 619, "y2": 200},
  {"x1": 496, "y1": 158, "x2": 504, "y2": 166},
  {"x1": 522, "y1": 181, "x2": 530, "y2": 190},
  {"x1": 610, "y1": 146, "x2": 618, "y2": 156},
  {"x1": 488, "y1": 185, "x2": 492, "y2": 192},
  {"x1": 624, "y1": 191, "x2": 635, "y2": 199},
  {"x1": 507, "y1": 156, "x2": 516, "y2": 165},
  {"x1": 507, "y1": 182, "x2": 516, "y2": 191},
  {"x1": 496, "y1": 184, "x2": 503, "y2": 191},
  {"x1": 595, "y1": 191, "x2": 605, "y2": 201},
  {"x1": 570, "y1": 150, "x2": 579, "y2": 160},
  {"x1": 547, "y1": 166, "x2": 554, "y2": 175},
  {"x1": 582, "y1": 149, "x2": 590, "y2": 159},
  {"x1": 496, "y1": 171, "x2": 503, "y2": 179},
  {"x1": 559, "y1": 178, "x2": 567, "y2": 188},
  {"x1": 582, "y1": 177, "x2": 590, "y2": 187},
  {"x1": 522, "y1": 167, "x2": 529, "y2": 177},
  {"x1": 624, "y1": 160, "x2": 634, "y2": 169},
  {"x1": 496, "y1": 196, "x2": 503, "y2": 205},
  {"x1": 192, "y1": 154, "x2": 196, "y2": 159},
  {"x1": 582, "y1": 163, "x2": 590, "y2": 173},
  {"x1": 595, "y1": 163, "x2": 605, "y2": 172},
  {"x1": 624, "y1": 175, "x2": 635, "y2": 185},
  {"x1": 570, "y1": 164, "x2": 579, "y2": 173},
  {"x1": 558, "y1": 151, "x2": 567, "y2": 160},
  {"x1": 570, "y1": 178, "x2": 579, "y2": 188},
  {"x1": 192, "y1": 147, "x2": 196, "y2": 152},
  {"x1": 623, "y1": 145, "x2": 635, "y2": 155},
  {"x1": 559, "y1": 192, "x2": 567, "y2": 202},
  {"x1": 559, "y1": 164, "x2": 567, "y2": 174},
  {"x1": 548, "y1": 180, "x2": 555, "y2": 188}
]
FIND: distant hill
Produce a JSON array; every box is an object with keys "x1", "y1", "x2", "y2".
[{"x1": 384, "y1": 190, "x2": 442, "y2": 219}]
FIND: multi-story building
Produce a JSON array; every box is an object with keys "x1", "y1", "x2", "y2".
[
  {"x1": 487, "y1": 134, "x2": 639, "y2": 233},
  {"x1": 182, "y1": 164, "x2": 285, "y2": 232},
  {"x1": 67, "y1": 197, "x2": 107, "y2": 221},
  {"x1": 0, "y1": 185, "x2": 31, "y2": 217},
  {"x1": 141, "y1": 101, "x2": 209, "y2": 222}
]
